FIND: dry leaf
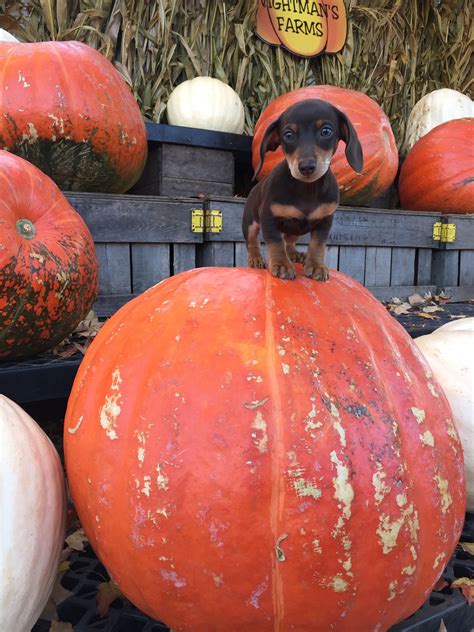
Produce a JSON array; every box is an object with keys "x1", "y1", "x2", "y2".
[
  {"x1": 392, "y1": 303, "x2": 412, "y2": 315},
  {"x1": 417, "y1": 312, "x2": 438, "y2": 320},
  {"x1": 438, "y1": 620, "x2": 447, "y2": 632},
  {"x1": 408, "y1": 293, "x2": 425, "y2": 306},
  {"x1": 65, "y1": 528, "x2": 88, "y2": 551},
  {"x1": 60, "y1": 547, "x2": 73, "y2": 563},
  {"x1": 58, "y1": 559, "x2": 71, "y2": 573},
  {"x1": 451, "y1": 577, "x2": 474, "y2": 604},
  {"x1": 422, "y1": 305, "x2": 443, "y2": 313},
  {"x1": 433, "y1": 577, "x2": 449, "y2": 591},
  {"x1": 49, "y1": 622, "x2": 74, "y2": 632},
  {"x1": 459, "y1": 542, "x2": 474, "y2": 556},
  {"x1": 97, "y1": 580, "x2": 123, "y2": 616}
]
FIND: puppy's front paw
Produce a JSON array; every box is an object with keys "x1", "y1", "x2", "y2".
[
  {"x1": 248, "y1": 254, "x2": 266, "y2": 269},
  {"x1": 289, "y1": 250, "x2": 306, "y2": 264},
  {"x1": 304, "y1": 263, "x2": 329, "y2": 282},
  {"x1": 270, "y1": 262, "x2": 296, "y2": 280}
]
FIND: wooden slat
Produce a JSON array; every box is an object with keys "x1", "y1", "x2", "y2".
[
  {"x1": 160, "y1": 177, "x2": 233, "y2": 198},
  {"x1": 200, "y1": 242, "x2": 235, "y2": 267},
  {"x1": 416, "y1": 249, "x2": 433, "y2": 285},
  {"x1": 391, "y1": 248, "x2": 416, "y2": 286},
  {"x1": 444, "y1": 215, "x2": 474, "y2": 250},
  {"x1": 441, "y1": 287, "x2": 474, "y2": 301},
  {"x1": 325, "y1": 245, "x2": 339, "y2": 270},
  {"x1": 94, "y1": 294, "x2": 137, "y2": 317},
  {"x1": 459, "y1": 250, "x2": 474, "y2": 286},
  {"x1": 368, "y1": 286, "x2": 437, "y2": 301},
  {"x1": 162, "y1": 145, "x2": 234, "y2": 183},
  {"x1": 432, "y1": 250, "x2": 459, "y2": 288},
  {"x1": 95, "y1": 244, "x2": 131, "y2": 295},
  {"x1": 205, "y1": 197, "x2": 440, "y2": 247},
  {"x1": 364, "y1": 247, "x2": 391, "y2": 287},
  {"x1": 131, "y1": 244, "x2": 170, "y2": 293},
  {"x1": 173, "y1": 244, "x2": 197, "y2": 273},
  {"x1": 66, "y1": 192, "x2": 202, "y2": 243},
  {"x1": 234, "y1": 243, "x2": 248, "y2": 267},
  {"x1": 338, "y1": 246, "x2": 366, "y2": 284}
]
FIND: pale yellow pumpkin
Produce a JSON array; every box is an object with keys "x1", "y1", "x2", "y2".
[
  {"x1": 415, "y1": 318, "x2": 474, "y2": 511},
  {"x1": 166, "y1": 77, "x2": 245, "y2": 134},
  {"x1": 0, "y1": 395, "x2": 67, "y2": 631},
  {"x1": 404, "y1": 88, "x2": 473, "y2": 153}
]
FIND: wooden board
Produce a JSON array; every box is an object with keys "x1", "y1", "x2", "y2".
[{"x1": 66, "y1": 192, "x2": 202, "y2": 244}]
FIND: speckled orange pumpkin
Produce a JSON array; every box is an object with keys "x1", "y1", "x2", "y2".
[
  {"x1": 64, "y1": 267, "x2": 465, "y2": 631},
  {"x1": 0, "y1": 40, "x2": 147, "y2": 193},
  {"x1": 0, "y1": 150, "x2": 98, "y2": 359}
]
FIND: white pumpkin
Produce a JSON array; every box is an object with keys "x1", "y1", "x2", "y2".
[
  {"x1": 404, "y1": 88, "x2": 474, "y2": 153},
  {"x1": 0, "y1": 395, "x2": 66, "y2": 631},
  {"x1": 0, "y1": 29, "x2": 19, "y2": 42},
  {"x1": 166, "y1": 77, "x2": 245, "y2": 134},
  {"x1": 415, "y1": 318, "x2": 474, "y2": 511}
]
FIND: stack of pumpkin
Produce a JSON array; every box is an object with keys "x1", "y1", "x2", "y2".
[{"x1": 0, "y1": 34, "x2": 473, "y2": 632}]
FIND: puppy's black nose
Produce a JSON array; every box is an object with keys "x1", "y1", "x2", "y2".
[{"x1": 298, "y1": 159, "x2": 316, "y2": 176}]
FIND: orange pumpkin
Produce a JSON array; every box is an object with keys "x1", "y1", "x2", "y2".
[
  {"x1": 0, "y1": 40, "x2": 147, "y2": 193},
  {"x1": 399, "y1": 118, "x2": 474, "y2": 214},
  {"x1": 0, "y1": 150, "x2": 98, "y2": 359},
  {"x1": 252, "y1": 86, "x2": 398, "y2": 206},
  {"x1": 64, "y1": 266, "x2": 465, "y2": 632}
]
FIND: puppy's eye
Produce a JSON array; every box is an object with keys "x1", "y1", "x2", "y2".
[
  {"x1": 283, "y1": 130, "x2": 295, "y2": 142},
  {"x1": 320, "y1": 126, "x2": 333, "y2": 138}
]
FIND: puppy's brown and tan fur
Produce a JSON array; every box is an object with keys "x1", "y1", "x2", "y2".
[{"x1": 242, "y1": 99, "x2": 363, "y2": 280}]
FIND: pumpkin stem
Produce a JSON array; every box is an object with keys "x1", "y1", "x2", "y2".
[{"x1": 16, "y1": 219, "x2": 36, "y2": 239}]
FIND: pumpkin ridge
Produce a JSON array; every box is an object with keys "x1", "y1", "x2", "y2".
[{"x1": 264, "y1": 272, "x2": 287, "y2": 628}]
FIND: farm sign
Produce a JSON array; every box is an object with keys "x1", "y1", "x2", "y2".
[{"x1": 256, "y1": 1, "x2": 347, "y2": 57}]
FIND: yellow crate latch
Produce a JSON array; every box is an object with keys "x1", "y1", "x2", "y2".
[
  {"x1": 191, "y1": 209, "x2": 204, "y2": 233},
  {"x1": 432, "y1": 221, "x2": 456, "y2": 243},
  {"x1": 191, "y1": 208, "x2": 223, "y2": 233},
  {"x1": 205, "y1": 209, "x2": 223, "y2": 233}
]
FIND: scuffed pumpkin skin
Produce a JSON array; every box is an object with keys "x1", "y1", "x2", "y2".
[
  {"x1": 252, "y1": 86, "x2": 398, "y2": 206},
  {"x1": 0, "y1": 150, "x2": 98, "y2": 359},
  {"x1": 64, "y1": 267, "x2": 465, "y2": 632},
  {"x1": 0, "y1": 40, "x2": 147, "y2": 193}
]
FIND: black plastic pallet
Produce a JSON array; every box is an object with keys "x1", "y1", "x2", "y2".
[{"x1": 33, "y1": 515, "x2": 474, "y2": 632}]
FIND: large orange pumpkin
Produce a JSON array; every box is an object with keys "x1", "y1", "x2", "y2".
[
  {"x1": 64, "y1": 267, "x2": 465, "y2": 631},
  {"x1": 252, "y1": 86, "x2": 398, "y2": 206},
  {"x1": 0, "y1": 150, "x2": 98, "y2": 359},
  {"x1": 0, "y1": 40, "x2": 147, "y2": 193},
  {"x1": 399, "y1": 118, "x2": 474, "y2": 214}
]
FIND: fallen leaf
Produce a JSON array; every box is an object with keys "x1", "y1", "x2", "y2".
[
  {"x1": 52, "y1": 345, "x2": 77, "y2": 358},
  {"x1": 390, "y1": 297, "x2": 403, "y2": 305},
  {"x1": 417, "y1": 312, "x2": 438, "y2": 320},
  {"x1": 469, "y1": 298, "x2": 474, "y2": 304},
  {"x1": 459, "y1": 542, "x2": 474, "y2": 556},
  {"x1": 433, "y1": 577, "x2": 449, "y2": 591},
  {"x1": 438, "y1": 620, "x2": 447, "y2": 632},
  {"x1": 451, "y1": 577, "x2": 474, "y2": 604},
  {"x1": 392, "y1": 303, "x2": 412, "y2": 315},
  {"x1": 97, "y1": 580, "x2": 122, "y2": 616},
  {"x1": 49, "y1": 622, "x2": 74, "y2": 632},
  {"x1": 65, "y1": 528, "x2": 88, "y2": 551},
  {"x1": 408, "y1": 293, "x2": 425, "y2": 306},
  {"x1": 422, "y1": 305, "x2": 444, "y2": 313},
  {"x1": 58, "y1": 559, "x2": 71, "y2": 573}
]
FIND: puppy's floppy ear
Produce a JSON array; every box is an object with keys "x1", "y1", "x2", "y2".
[
  {"x1": 337, "y1": 108, "x2": 363, "y2": 174},
  {"x1": 253, "y1": 118, "x2": 280, "y2": 180}
]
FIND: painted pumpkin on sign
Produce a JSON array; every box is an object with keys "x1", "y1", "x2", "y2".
[
  {"x1": 0, "y1": 40, "x2": 147, "y2": 193},
  {"x1": 64, "y1": 267, "x2": 465, "y2": 632},
  {"x1": 253, "y1": 86, "x2": 398, "y2": 206},
  {"x1": 0, "y1": 150, "x2": 98, "y2": 359}
]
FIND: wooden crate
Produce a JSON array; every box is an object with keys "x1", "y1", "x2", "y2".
[
  {"x1": 431, "y1": 214, "x2": 474, "y2": 301},
  {"x1": 67, "y1": 193, "x2": 473, "y2": 319},
  {"x1": 201, "y1": 197, "x2": 442, "y2": 301},
  {"x1": 66, "y1": 192, "x2": 203, "y2": 316},
  {"x1": 130, "y1": 123, "x2": 253, "y2": 198}
]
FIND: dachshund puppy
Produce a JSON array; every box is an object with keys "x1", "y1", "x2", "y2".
[{"x1": 242, "y1": 98, "x2": 363, "y2": 280}]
